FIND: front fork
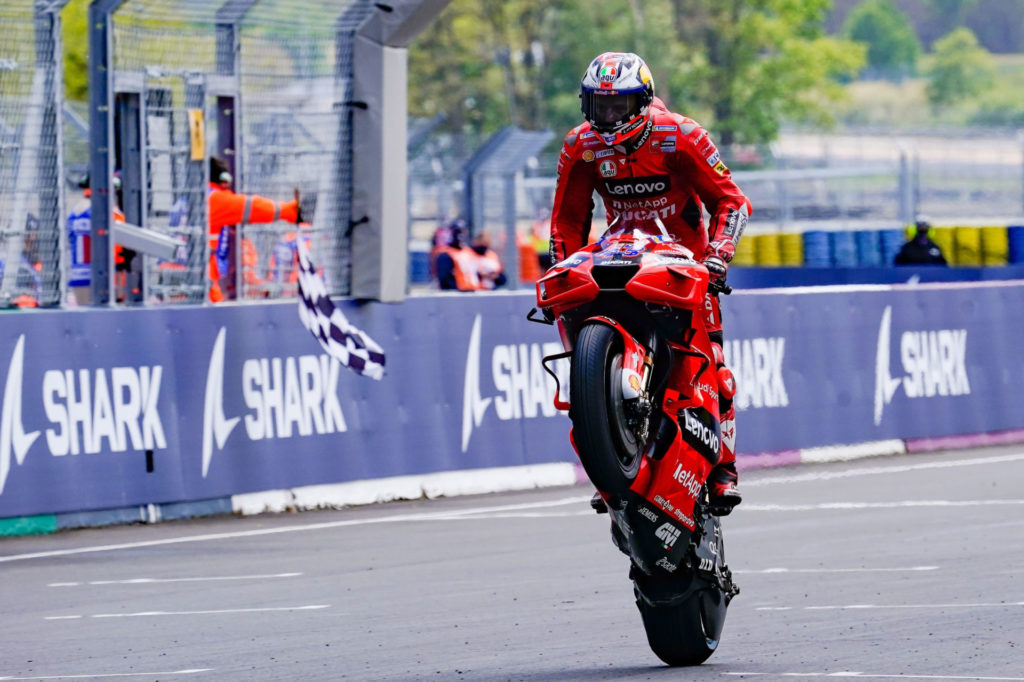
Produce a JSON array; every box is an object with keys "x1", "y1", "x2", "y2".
[{"x1": 541, "y1": 315, "x2": 655, "y2": 415}]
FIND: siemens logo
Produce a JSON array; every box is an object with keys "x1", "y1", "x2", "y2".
[{"x1": 604, "y1": 175, "x2": 670, "y2": 198}]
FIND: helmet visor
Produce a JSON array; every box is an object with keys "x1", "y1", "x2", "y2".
[{"x1": 588, "y1": 93, "x2": 641, "y2": 130}]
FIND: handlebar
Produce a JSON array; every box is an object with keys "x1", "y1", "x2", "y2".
[{"x1": 708, "y1": 278, "x2": 732, "y2": 296}]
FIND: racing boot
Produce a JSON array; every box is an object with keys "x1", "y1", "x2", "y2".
[{"x1": 708, "y1": 345, "x2": 741, "y2": 516}]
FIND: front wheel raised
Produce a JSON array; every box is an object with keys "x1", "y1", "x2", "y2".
[{"x1": 569, "y1": 323, "x2": 645, "y2": 496}]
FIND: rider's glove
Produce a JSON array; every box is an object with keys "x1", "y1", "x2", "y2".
[{"x1": 703, "y1": 239, "x2": 735, "y2": 280}]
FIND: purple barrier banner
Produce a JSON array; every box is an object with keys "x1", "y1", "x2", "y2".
[
  {"x1": 721, "y1": 282, "x2": 1024, "y2": 452},
  {"x1": 0, "y1": 281, "x2": 1022, "y2": 519},
  {"x1": 0, "y1": 297, "x2": 575, "y2": 518}
]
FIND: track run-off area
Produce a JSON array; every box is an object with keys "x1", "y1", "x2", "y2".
[{"x1": 0, "y1": 444, "x2": 1022, "y2": 681}]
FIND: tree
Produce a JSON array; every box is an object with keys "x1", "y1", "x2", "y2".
[
  {"x1": 411, "y1": 0, "x2": 864, "y2": 148},
  {"x1": 924, "y1": 27, "x2": 995, "y2": 109},
  {"x1": 61, "y1": 0, "x2": 89, "y2": 102},
  {"x1": 842, "y1": 0, "x2": 921, "y2": 78},
  {"x1": 665, "y1": 0, "x2": 865, "y2": 145}
]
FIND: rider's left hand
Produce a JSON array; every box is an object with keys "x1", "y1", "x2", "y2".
[{"x1": 703, "y1": 239, "x2": 735, "y2": 280}]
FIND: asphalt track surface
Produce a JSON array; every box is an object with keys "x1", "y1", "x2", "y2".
[{"x1": 1, "y1": 445, "x2": 1022, "y2": 681}]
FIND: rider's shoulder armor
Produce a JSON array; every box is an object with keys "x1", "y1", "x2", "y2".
[{"x1": 558, "y1": 122, "x2": 609, "y2": 175}]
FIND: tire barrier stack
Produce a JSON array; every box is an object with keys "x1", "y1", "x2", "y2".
[
  {"x1": 1008, "y1": 226, "x2": 1024, "y2": 264},
  {"x1": 406, "y1": 224, "x2": 1024, "y2": 287}
]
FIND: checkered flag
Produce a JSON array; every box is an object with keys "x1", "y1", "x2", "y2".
[{"x1": 296, "y1": 237, "x2": 386, "y2": 380}]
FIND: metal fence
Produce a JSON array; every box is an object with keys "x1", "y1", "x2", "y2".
[
  {"x1": 100, "y1": 0, "x2": 373, "y2": 305},
  {"x1": 772, "y1": 129, "x2": 1024, "y2": 227},
  {"x1": 0, "y1": 1, "x2": 66, "y2": 308}
]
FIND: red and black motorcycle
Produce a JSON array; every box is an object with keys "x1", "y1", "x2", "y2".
[{"x1": 529, "y1": 215, "x2": 740, "y2": 666}]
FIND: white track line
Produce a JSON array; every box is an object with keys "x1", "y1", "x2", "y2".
[
  {"x1": 48, "y1": 572, "x2": 302, "y2": 587},
  {"x1": 0, "y1": 496, "x2": 592, "y2": 564},
  {"x1": 745, "y1": 452, "x2": 1024, "y2": 486},
  {"x1": 44, "y1": 605, "x2": 330, "y2": 620},
  {"x1": 735, "y1": 566, "x2": 938, "y2": 575},
  {"x1": 0, "y1": 670, "x2": 212, "y2": 680},
  {"x1": 738, "y1": 500, "x2": 1024, "y2": 512},
  {"x1": 756, "y1": 601, "x2": 1024, "y2": 612},
  {"x1": 723, "y1": 673, "x2": 1024, "y2": 680}
]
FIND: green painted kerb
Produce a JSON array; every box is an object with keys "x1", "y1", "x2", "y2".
[{"x1": 0, "y1": 515, "x2": 58, "y2": 537}]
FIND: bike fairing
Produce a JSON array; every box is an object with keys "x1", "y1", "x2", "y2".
[{"x1": 533, "y1": 221, "x2": 740, "y2": 664}]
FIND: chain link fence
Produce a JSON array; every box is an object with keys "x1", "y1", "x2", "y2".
[
  {"x1": 773, "y1": 129, "x2": 1024, "y2": 226},
  {"x1": 103, "y1": 0, "x2": 372, "y2": 304},
  {"x1": 0, "y1": 1, "x2": 66, "y2": 308}
]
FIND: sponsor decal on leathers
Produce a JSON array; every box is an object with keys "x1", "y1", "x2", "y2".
[
  {"x1": 461, "y1": 315, "x2": 569, "y2": 452},
  {"x1": 1, "y1": 335, "x2": 166, "y2": 495},
  {"x1": 723, "y1": 337, "x2": 789, "y2": 410},
  {"x1": 873, "y1": 306, "x2": 971, "y2": 425},
  {"x1": 603, "y1": 175, "x2": 670, "y2": 198},
  {"x1": 202, "y1": 327, "x2": 347, "y2": 477}
]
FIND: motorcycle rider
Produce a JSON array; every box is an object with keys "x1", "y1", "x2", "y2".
[{"x1": 550, "y1": 52, "x2": 751, "y2": 514}]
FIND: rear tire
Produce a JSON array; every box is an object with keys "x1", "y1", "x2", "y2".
[
  {"x1": 636, "y1": 585, "x2": 727, "y2": 666},
  {"x1": 570, "y1": 323, "x2": 645, "y2": 496}
]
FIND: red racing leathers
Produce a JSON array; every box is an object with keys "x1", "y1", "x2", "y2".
[{"x1": 550, "y1": 97, "x2": 751, "y2": 508}]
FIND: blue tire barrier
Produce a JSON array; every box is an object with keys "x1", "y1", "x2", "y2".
[
  {"x1": 855, "y1": 230, "x2": 883, "y2": 267},
  {"x1": 803, "y1": 231, "x2": 831, "y2": 268},
  {"x1": 409, "y1": 250, "x2": 431, "y2": 284},
  {"x1": 831, "y1": 231, "x2": 858, "y2": 268},
  {"x1": 1009, "y1": 226, "x2": 1024, "y2": 264},
  {"x1": 880, "y1": 228, "x2": 906, "y2": 266}
]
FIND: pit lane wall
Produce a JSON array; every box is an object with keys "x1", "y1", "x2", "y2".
[{"x1": 1, "y1": 281, "x2": 1023, "y2": 532}]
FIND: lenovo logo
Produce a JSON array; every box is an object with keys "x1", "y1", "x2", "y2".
[{"x1": 604, "y1": 175, "x2": 670, "y2": 198}]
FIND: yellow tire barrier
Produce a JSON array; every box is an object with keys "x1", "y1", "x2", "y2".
[{"x1": 980, "y1": 226, "x2": 1009, "y2": 265}]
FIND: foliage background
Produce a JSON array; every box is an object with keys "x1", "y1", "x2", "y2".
[{"x1": 59, "y1": 0, "x2": 1024, "y2": 150}]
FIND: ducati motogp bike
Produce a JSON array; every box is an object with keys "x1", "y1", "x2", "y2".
[{"x1": 528, "y1": 215, "x2": 740, "y2": 666}]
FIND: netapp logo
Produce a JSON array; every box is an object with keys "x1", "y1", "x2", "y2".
[
  {"x1": 672, "y1": 463, "x2": 702, "y2": 499},
  {"x1": 680, "y1": 407, "x2": 720, "y2": 462},
  {"x1": 604, "y1": 175, "x2": 670, "y2": 198},
  {"x1": 873, "y1": 306, "x2": 971, "y2": 425}
]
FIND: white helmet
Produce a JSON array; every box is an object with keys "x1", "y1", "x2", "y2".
[{"x1": 580, "y1": 52, "x2": 655, "y2": 146}]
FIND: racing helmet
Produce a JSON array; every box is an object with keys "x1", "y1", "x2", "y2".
[{"x1": 580, "y1": 52, "x2": 655, "y2": 146}]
